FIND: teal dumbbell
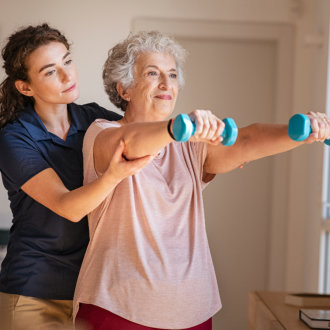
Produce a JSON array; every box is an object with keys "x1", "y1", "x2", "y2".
[
  {"x1": 172, "y1": 113, "x2": 238, "y2": 146},
  {"x1": 288, "y1": 113, "x2": 330, "y2": 145}
]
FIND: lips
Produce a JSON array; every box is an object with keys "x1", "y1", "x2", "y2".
[
  {"x1": 63, "y1": 83, "x2": 76, "y2": 93},
  {"x1": 156, "y1": 94, "x2": 172, "y2": 100}
]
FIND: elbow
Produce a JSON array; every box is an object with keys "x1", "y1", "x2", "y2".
[
  {"x1": 63, "y1": 211, "x2": 86, "y2": 222},
  {"x1": 54, "y1": 208, "x2": 85, "y2": 223},
  {"x1": 55, "y1": 196, "x2": 86, "y2": 222},
  {"x1": 66, "y1": 215, "x2": 84, "y2": 223}
]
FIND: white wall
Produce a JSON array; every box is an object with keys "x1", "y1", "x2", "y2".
[
  {"x1": 1, "y1": 0, "x2": 329, "y2": 329},
  {"x1": 0, "y1": 0, "x2": 292, "y2": 222},
  {"x1": 0, "y1": 0, "x2": 291, "y2": 116}
]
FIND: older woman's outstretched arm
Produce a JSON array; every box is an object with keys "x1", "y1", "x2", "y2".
[
  {"x1": 203, "y1": 112, "x2": 330, "y2": 175},
  {"x1": 93, "y1": 111, "x2": 225, "y2": 175}
]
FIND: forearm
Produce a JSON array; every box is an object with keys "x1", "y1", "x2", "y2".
[
  {"x1": 119, "y1": 120, "x2": 173, "y2": 159},
  {"x1": 21, "y1": 168, "x2": 120, "y2": 222},
  {"x1": 56, "y1": 172, "x2": 119, "y2": 222},
  {"x1": 205, "y1": 123, "x2": 303, "y2": 174},
  {"x1": 238, "y1": 123, "x2": 302, "y2": 161}
]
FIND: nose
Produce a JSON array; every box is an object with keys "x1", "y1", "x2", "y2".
[
  {"x1": 60, "y1": 68, "x2": 71, "y2": 83},
  {"x1": 159, "y1": 73, "x2": 169, "y2": 90}
]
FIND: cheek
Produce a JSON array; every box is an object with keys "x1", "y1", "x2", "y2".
[
  {"x1": 43, "y1": 80, "x2": 60, "y2": 94},
  {"x1": 31, "y1": 80, "x2": 52, "y2": 95},
  {"x1": 141, "y1": 86, "x2": 154, "y2": 100},
  {"x1": 71, "y1": 66, "x2": 78, "y2": 80},
  {"x1": 173, "y1": 87, "x2": 178, "y2": 98},
  {"x1": 173, "y1": 83, "x2": 179, "y2": 94},
  {"x1": 130, "y1": 80, "x2": 155, "y2": 101}
]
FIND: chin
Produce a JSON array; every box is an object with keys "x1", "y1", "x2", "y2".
[
  {"x1": 153, "y1": 110, "x2": 171, "y2": 120},
  {"x1": 67, "y1": 92, "x2": 80, "y2": 104},
  {"x1": 163, "y1": 108, "x2": 175, "y2": 118}
]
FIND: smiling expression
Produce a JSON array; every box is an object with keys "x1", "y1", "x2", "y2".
[{"x1": 123, "y1": 52, "x2": 179, "y2": 122}]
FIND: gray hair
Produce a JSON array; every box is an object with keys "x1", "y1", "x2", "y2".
[{"x1": 103, "y1": 30, "x2": 188, "y2": 111}]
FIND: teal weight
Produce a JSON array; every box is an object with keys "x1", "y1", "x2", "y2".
[
  {"x1": 172, "y1": 114, "x2": 195, "y2": 142},
  {"x1": 221, "y1": 118, "x2": 238, "y2": 146},
  {"x1": 172, "y1": 114, "x2": 238, "y2": 146},
  {"x1": 288, "y1": 113, "x2": 330, "y2": 145}
]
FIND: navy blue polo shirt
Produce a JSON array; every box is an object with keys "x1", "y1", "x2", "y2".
[{"x1": 0, "y1": 102, "x2": 121, "y2": 299}]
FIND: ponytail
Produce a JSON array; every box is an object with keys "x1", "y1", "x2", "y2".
[{"x1": 0, "y1": 78, "x2": 32, "y2": 128}]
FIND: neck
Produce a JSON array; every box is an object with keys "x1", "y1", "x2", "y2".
[{"x1": 34, "y1": 102, "x2": 71, "y2": 140}]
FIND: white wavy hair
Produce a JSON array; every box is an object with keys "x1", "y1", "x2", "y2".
[{"x1": 103, "y1": 30, "x2": 188, "y2": 111}]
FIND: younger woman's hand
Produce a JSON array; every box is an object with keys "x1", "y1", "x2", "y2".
[
  {"x1": 104, "y1": 140, "x2": 153, "y2": 184},
  {"x1": 188, "y1": 109, "x2": 224, "y2": 145}
]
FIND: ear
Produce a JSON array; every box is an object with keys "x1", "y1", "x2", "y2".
[
  {"x1": 116, "y1": 82, "x2": 130, "y2": 102},
  {"x1": 15, "y1": 80, "x2": 34, "y2": 97}
]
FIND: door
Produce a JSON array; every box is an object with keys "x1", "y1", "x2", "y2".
[{"x1": 133, "y1": 18, "x2": 293, "y2": 330}]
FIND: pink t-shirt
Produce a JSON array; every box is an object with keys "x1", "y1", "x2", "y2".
[{"x1": 73, "y1": 119, "x2": 221, "y2": 329}]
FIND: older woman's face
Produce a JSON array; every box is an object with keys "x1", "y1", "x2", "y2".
[{"x1": 125, "y1": 52, "x2": 178, "y2": 121}]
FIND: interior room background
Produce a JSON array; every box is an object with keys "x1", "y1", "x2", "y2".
[{"x1": 1, "y1": 0, "x2": 329, "y2": 329}]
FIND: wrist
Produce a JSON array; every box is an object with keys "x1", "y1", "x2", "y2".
[
  {"x1": 167, "y1": 118, "x2": 176, "y2": 140},
  {"x1": 100, "y1": 170, "x2": 121, "y2": 190}
]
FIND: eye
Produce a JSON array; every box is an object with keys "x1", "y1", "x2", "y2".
[
  {"x1": 64, "y1": 59, "x2": 72, "y2": 65},
  {"x1": 169, "y1": 73, "x2": 177, "y2": 79},
  {"x1": 45, "y1": 70, "x2": 56, "y2": 77},
  {"x1": 147, "y1": 71, "x2": 158, "y2": 76}
]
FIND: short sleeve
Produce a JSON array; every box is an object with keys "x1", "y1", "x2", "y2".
[
  {"x1": 83, "y1": 119, "x2": 120, "y2": 184},
  {"x1": 0, "y1": 129, "x2": 49, "y2": 191},
  {"x1": 187, "y1": 141, "x2": 215, "y2": 189}
]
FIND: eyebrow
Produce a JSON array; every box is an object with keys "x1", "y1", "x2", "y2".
[
  {"x1": 145, "y1": 65, "x2": 177, "y2": 72},
  {"x1": 39, "y1": 52, "x2": 71, "y2": 73}
]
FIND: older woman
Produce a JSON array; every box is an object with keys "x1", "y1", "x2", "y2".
[{"x1": 73, "y1": 31, "x2": 330, "y2": 330}]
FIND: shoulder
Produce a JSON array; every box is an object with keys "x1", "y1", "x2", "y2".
[
  {"x1": 0, "y1": 120, "x2": 31, "y2": 147},
  {"x1": 91, "y1": 118, "x2": 120, "y2": 130},
  {"x1": 0, "y1": 120, "x2": 50, "y2": 189},
  {"x1": 84, "y1": 119, "x2": 120, "y2": 143},
  {"x1": 71, "y1": 102, "x2": 122, "y2": 122}
]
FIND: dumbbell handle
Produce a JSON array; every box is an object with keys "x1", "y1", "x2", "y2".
[
  {"x1": 288, "y1": 113, "x2": 330, "y2": 145},
  {"x1": 172, "y1": 114, "x2": 238, "y2": 146}
]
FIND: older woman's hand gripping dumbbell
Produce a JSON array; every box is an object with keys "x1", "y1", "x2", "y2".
[
  {"x1": 288, "y1": 113, "x2": 330, "y2": 144},
  {"x1": 171, "y1": 113, "x2": 238, "y2": 145}
]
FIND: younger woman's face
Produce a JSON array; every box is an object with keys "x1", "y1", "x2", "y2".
[{"x1": 22, "y1": 41, "x2": 79, "y2": 106}]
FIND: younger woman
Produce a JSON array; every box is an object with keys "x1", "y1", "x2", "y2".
[{"x1": 0, "y1": 24, "x2": 150, "y2": 330}]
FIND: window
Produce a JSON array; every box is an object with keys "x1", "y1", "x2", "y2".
[{"x1": 321, "y1": 25, "x2": 330, "y2": 292}]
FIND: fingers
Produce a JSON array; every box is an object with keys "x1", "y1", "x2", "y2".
[
  {"x1": 107, "y1": 140, "x2": 153, "y2": 182},
  {"x1": 111, "y1": 139, "x2": 126, "y2": 161},
  {"x1": 189, "y1": 109, "x2": 224, "y2": 144},
  {"x1": 306, "y1": 111, "x2": 330, "y2": 143},
  {"x1": 124, "y1": 155, "x2": 154, "y2": 176}
]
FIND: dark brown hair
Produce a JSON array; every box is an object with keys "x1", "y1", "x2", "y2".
[{"x1": 0, "y1": 23, "x2": 70, "y2": 128}]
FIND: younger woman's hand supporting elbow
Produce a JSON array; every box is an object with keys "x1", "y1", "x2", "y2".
[{"x1": 102, "y1": 140, "x2": 154, "y2": 186}]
